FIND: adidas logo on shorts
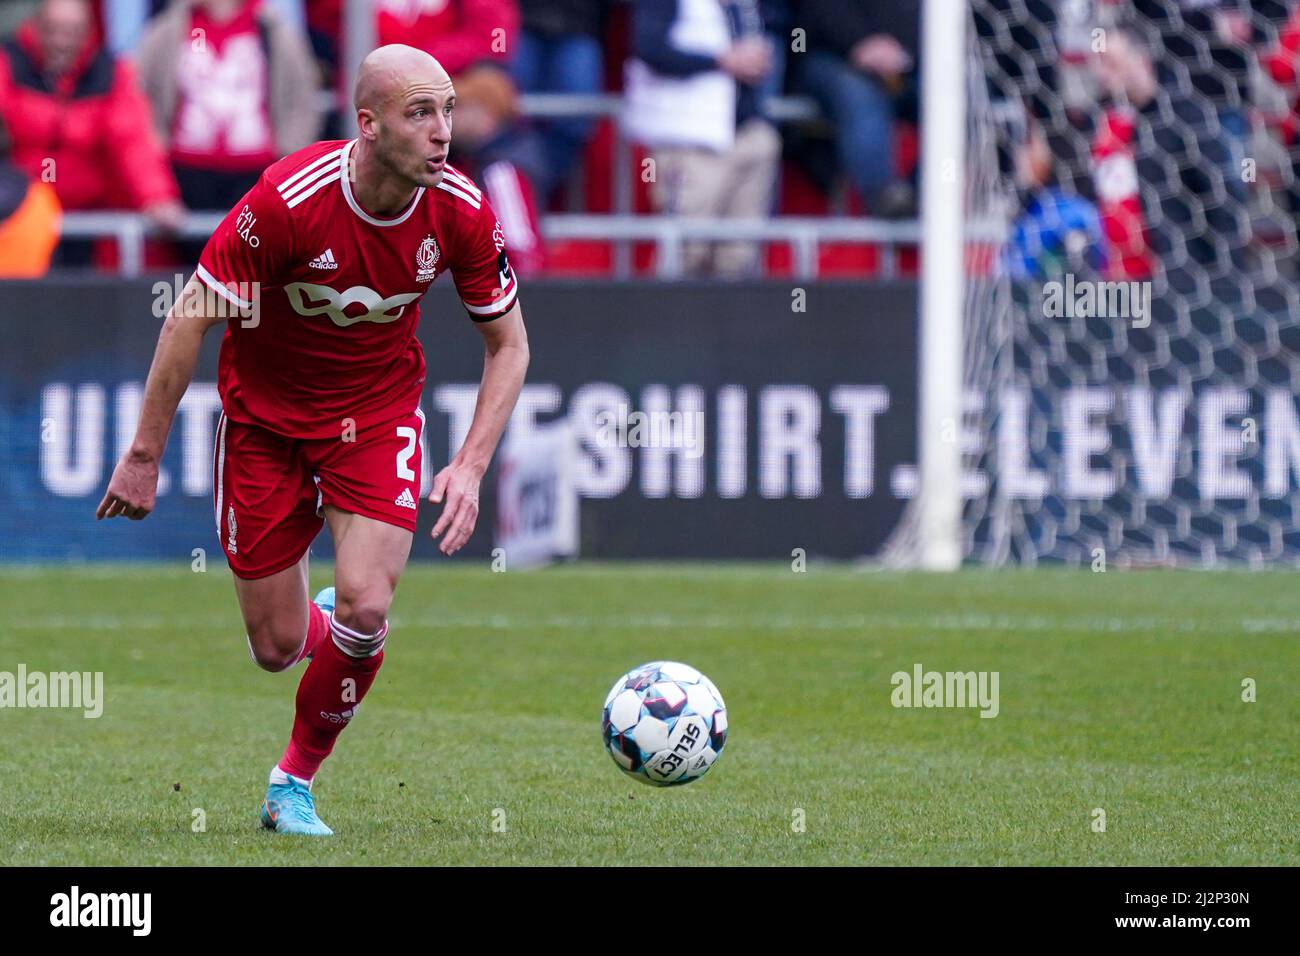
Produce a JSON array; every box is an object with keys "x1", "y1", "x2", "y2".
[
  {"x1": 308, "y1": 248, "x2": 338, "y2": 270},
  {"x1": 394, "y1": 488, "x2": 417, "y2": 510}
]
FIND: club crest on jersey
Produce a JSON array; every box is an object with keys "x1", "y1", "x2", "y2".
[
  {"x1": 284, "y1": 282, "x2": 421, "y2": 327},
  {"x1": 226, "y1": 505, "x2": 238, "y2": 555},
  {"x1": 416, "y1": 235, "x2": 440, "y2": 282}
]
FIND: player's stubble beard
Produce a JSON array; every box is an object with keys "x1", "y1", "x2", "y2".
[{"x1": 372, "y1": 126, "x2": 446, "y2": 193}]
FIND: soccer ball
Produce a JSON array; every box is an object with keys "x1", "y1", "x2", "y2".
[{"x1": 601, "y1": 661, "x2": 727, "y2": 786}]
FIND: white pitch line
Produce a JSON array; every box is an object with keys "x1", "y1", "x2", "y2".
[{"x1": 2, "y1": 612, "x2": 1286, "y2": 635}]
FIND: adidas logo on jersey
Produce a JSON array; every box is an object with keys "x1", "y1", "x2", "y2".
[
  {"x1": 394, "y1": 488, "x2": 417, "y2": 510},
  {"x1": 308, "y1": 248, "x2": 339, "y2": 270}
]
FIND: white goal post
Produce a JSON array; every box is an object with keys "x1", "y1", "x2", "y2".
[{"x1": 915, "y1": 0, "x2": 967, "y2": 570}]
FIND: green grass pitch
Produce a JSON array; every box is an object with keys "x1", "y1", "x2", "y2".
[{"x1": 0, "y1": 563, "x2": 1295, "y2": 865}]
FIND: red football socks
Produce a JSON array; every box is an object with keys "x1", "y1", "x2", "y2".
[{"x1": 278, "y1": 615, "x2": 387, "y2": 782}]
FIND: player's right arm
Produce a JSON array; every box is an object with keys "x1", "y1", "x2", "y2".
[
  {"x1": 97, "y1": 175, "x2": 292, "y2": 521},
  {"x1": 97, "y1": 280, "x2": 228, "y2": 519}
]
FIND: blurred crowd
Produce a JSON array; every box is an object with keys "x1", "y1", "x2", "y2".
[
  {"x1": 0, "y1": 0, "x2": 926, "y2": 278},
  {"x1": 8, "y1": 0, "x2": 1297, "y2": 284},
  {"x1": 988, "y1": 0, "x2": 1300, "y2": 287}
]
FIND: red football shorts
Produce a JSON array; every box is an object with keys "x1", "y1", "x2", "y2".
[{"x1": 211, "y1": 406, "x2": 426, "y2": 579}]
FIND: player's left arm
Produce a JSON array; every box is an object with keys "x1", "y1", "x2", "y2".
[{"x1": 428, "y1": 301, "x2": 530, "y2": 555}]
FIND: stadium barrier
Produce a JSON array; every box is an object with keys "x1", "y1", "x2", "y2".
[
  {"x1": 57, "y1": 212, "x2": 922, "y2": 280},
  {"x1": 0, "y1": 278, "x2": 916, "y2": 563},
  {"x1": 56, "y1": 91, "x2": 829, "y2": 279}
]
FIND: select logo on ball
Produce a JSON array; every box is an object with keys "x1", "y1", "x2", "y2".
[{"x1": 602, "y1": 661, "x2": 727, "y2": 787}]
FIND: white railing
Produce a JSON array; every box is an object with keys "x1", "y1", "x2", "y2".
[
  {"x1": 513, "y1": 92, "x2": 824, "y2": 273},
  {"x1": 519, "y1": 91, "x2": 821, "y2": 122},
  {"x1": 57, "y1": 89, "x2": 1014, "y2": 279},
  {"x1": 543, "y1": 214, "x2": 925, "y2": 278},
  {"x1": 58, "y1": 211, "x2": 939, "y2": 280},
  {"x1": 57, "y1": 92, "x2": 882, "y2": 278}
]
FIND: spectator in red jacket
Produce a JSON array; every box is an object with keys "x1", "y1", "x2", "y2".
[
  {"x1": 1263, "y1": 4, "x2": 1300, "y2": 148},
  {"x1": 136, "y1": 0, "x2": 323, "y2": 214},
  {"x1": 0, "y1": 0, "x2": 183, "y2": 231},
  {"x1": 375, "y1": 0, "x2": 520, "y2": 77},
  {"x1": 446, "y1": 63, "x2": 547, "y2": 275}
]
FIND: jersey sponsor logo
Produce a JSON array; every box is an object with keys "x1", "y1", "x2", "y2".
[
  {"x1": 308, "y1": 248, "x2": 338, "y2": 270},
  {"x1": 492, "y1": 221, "x2": 505, "y2": 252},
  {"x1": 234, "y1": 204, "x2": 260, "y2": 247},
  {"x1": 394, "y1": 487, "x2": 417, "y2": 510},
  {"x1": 283, "y1": 282, "x2": 421, "y2": 327},
  {"x1": 415, "y1": 235, "x2": 439, "y2": 282}
]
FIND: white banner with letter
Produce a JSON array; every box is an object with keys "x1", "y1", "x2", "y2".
[{"x1": 494, "y1": 420, "x2": 579, "y2": 568}]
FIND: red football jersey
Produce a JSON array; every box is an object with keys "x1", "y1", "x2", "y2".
[{"x1": 197, "y1": 138, "x2": 519, "y2": 439}]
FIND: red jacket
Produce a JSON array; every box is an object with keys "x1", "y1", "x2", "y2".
[
  {"x1": 1263, "y1": 6, "x2": 1300, "y2": 145},
  {"x1": 1091, "y1": 108, "x2": 1154, "y2": 281},
  {"x1": 0, "y1": 20, "x2": 179, "y2": 211},
  {"x1": 376, "y1": 0, "x2": 518, "y2": 76}
]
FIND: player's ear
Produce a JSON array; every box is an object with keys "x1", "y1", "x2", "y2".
[{"x1": 357, "y1": 109, "x2": 378, "y2": 142}]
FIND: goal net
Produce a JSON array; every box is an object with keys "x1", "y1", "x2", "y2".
[{"x1": 894, "y1": 0, "x2": 1300, "y2": 568}]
